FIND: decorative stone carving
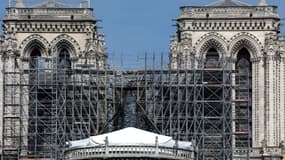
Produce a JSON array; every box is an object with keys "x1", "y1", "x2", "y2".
[
  {"x1": 20, "y1": 34, "x2": 49, "y2": 59},
  {"x1": 50, "y1": 34, "x2": 81, "y2": 58},
  {"x1": 171, "y1": 1, "x2": 285, "y2": 159},
  {"x1": 229, "y1": 32, "x2": 262, "y2": 58},
  {"x1": 195, "y1": 32, "x2": 227, "y2": 59}
]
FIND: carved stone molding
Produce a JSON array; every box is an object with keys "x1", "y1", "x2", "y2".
[
  {"x1": 20, "y1": 34, "x2": 49, "y2": 59},
  {"x1": 251, "y1": 57, "x2": 263, "y2": 63},
  {"x1": 194, "y1": 32, "x2": 227, "y2": 59},
  {"x1": 229, "y1": 32, "x2": 263, "y2": 59},
  {"x1": 50, "y1": 34, "x2": 81, "y2": 58}
]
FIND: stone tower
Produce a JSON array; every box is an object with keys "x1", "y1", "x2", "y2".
[
  {"x1": 0, "y1": 0, "x2": 107, "y2": 158},
  {"x1": 170, "y1": 0, "x2": 285, "y2": 159},
  {"x1": 2, "y1": 0, "x2": 106, "y2": 70}
]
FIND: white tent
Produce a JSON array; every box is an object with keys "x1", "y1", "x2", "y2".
[{"x1": 68, "y1": 127, "x2": 192, "y2": 150}]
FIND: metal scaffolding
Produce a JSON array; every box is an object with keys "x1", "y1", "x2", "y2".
[
  {"x1": 2, "y1": 56, "x2": 114, "y2": 159},
  {"x1": 2, "y1": 52, "x2": 251, "y2": 160},
  {"x1": 233, "y1": 69, "x2": 252, "y2": 159}
]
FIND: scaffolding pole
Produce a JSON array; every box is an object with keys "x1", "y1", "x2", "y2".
[{"x1": 1, "y1": 52, "x2": 251, "y2": 160}]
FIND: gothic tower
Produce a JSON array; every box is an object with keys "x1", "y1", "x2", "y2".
[
  {"x1": 0, "y1": 0, "x2": 107, "y2": 158},
  {"x1": 170, "y1": 0, "x2": 285, "y2": 159}
]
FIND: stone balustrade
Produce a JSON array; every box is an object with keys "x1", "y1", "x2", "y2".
[
  {"x1": 179, "y1": 6, "x2": 279, "y2": 19},
  {"x1": 65, "y1": 145, "x2": 194, "y2": 160},
  {"x1": 233, "y1": 147, "x2": 284, "y2": 159},
  {"x1": 5, "y1": 8, "x2": 94, "y2": 21}
]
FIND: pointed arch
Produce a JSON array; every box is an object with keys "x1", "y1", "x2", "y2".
[
  {"x1": 50, "y1": 34, "x2": 81, "y2": 58},
  {"x1": 20, "y1": 34, "x2": 49, "y2": 59},
  {"x1": 205, "y1": 48, "x2": 220, "y2": 68},
  {"x1": 236, "y1": 48, "x2": 252, "y2": 73},
  {"x1": 229, "y1": 32, "x2": 263, "y2": 60},
  {"x1": 194, "y1": 32, "x2": 228, "y2": 61},
  {"x1": 235, "y1": 47, "x2": 253, "y2": 148}
]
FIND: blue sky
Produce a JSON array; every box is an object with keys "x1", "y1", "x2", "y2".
[{"x1": 1, "y1": 0, "x2": 285, "y2": 68}]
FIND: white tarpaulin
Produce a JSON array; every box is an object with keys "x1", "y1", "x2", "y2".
[{"x1": 68, "y1": 127, "x2": 192, "y2": 150}]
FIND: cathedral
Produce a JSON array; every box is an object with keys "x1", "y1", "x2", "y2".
[
  {"x1": 0, "y1": 0, "x2": 285, "y2": 159},
  {"x1": 170, "y1": 0, "x2": 285, "y2": 159}
]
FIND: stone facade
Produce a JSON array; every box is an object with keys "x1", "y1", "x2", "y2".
[
  {"x1": 2, "y1": 6, "x2": 106, "y2": 69},
  {"x1": 170, "y1": 0, "x2": 285, "y2": 159},
  {"x1": 0, "y1": 0, "x2": 107, "y2": 158},
  {"x1": 1, "y1": 0, "x2": 285, "y2": 159}
]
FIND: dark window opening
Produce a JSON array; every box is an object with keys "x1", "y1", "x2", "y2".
[
  {"x1": 205, "y1": 48, "x2": 219, "y2": 68},
  {"x1": 235, "y1": 48, "x2": 252, "y2": 149},
  {"x1": 237, "y1": 48, "x2": 252, "y2": 73},
  {"x1": 58, "y1": 48, "x2": 72, "y2": 70},
  {"x1": 30, "y1": 48, "x2": 44, "y2": 69},
  {"x1": 28, "y1": 47, "x2": 49, "y2": 155}
]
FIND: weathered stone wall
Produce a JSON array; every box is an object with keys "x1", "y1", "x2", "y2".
[
  {"x1": 170, "y1": 3, "x2": 285, "y2": 159},
  {"x1": 3, "y1": 7, "x2": 106, "y2": 70},
  {"x1": 0, "y1": 5, "x2": 107, "y2": 157}
]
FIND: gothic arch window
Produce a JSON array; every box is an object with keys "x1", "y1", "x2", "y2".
[
  {"x1": 235, "y1": 48, "x2": 252, "y2": 148},
  {"x1": 30, "y1": 48, "x2": 41, "y2": 57},
  {"x1": 52, "y1": 38, "x2": 76, "y2": 70},
  {"x1": 58, "y1": 48, "x2": 71, "y2": 70},
  {"x1": 25, "y1": 40, "x2": 46, "y2": 70},
  {"x1": 205, "y1": 48, "x2": 220, "y2": 68},
  {"x1": 27, "y1": 44, "x2": 47, "y2": 154},
  {"x1": 30, "y1": 47, "x2": 42, "y2": 69},
  {"x1": 236, "y1": 48, "x2": 252, "y2": 73}
]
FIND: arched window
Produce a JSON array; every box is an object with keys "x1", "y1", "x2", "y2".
[
  {"x1": 30, "y1": 48, "x2": 41, "y2": 57},
  {"x1": 28, "y1": 45, "x2": 47, "y2": 155},
  {"x1": 58, "y1": 48, "x2": 71, "y2": 69},
  {"x1": 237, "y1": 48, "x2": 252, "y2": 73},
  {"x1": 235, "y1": 48, "x2": 252, "y2": 148},
  {"x1": 205, "y1": 48, "x2": 219, "y2": 68},
  {"x1": 30, "y1": 48, "x2": 44, "y2": 69}
]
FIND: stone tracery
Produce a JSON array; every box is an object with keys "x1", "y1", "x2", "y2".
[
  {"x1": 20, "y1": 34, "x2": 49, "y2": 59},
  {"x1": 229, "y1": 32, "x2": 263, "y2": 59},
  {"x1": 50, "y1": 34, "x2": 81, "y2": 58},
  {"x1": 195, "y1": 32, "x2": 227, "y2": 60}
]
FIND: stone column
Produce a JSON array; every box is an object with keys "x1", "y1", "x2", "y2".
[
  {"x1": 281, "y1": 56, "x2": 285, "y2": 143},
  {"x1": 251, "y1": 57, "x2": 265, "y2": 148},
  {"x1": 264, "y1": 53, "x2": 273, "y2": 146},
  {"x1": 0, "y1": 51, "x2": 4, "y2": 147},
  {"x1": 1, "y1": 37, "x2": 20, "y2": 151},
  {"x1": 264, "y1": 50, "x2": 279, "y2": 147},
  {"x1": 274, "y1": 54, "x2": 282, "y2": 146},
  {"x1": 231, "y1": 58, "x2": 236, "y2": 150}
]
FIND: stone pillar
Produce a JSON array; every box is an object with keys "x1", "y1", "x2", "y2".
[
  {"x1": 274, "y1": 54, "x2": 282, "y2": 146},
  {"x1": 231, "y1": 58, "x2": 236, "y2": 150},
  {"x1": 252, "y1": 57, "x2": 265, "y2": 148},
  {"x1": 264, "y1": 49, "x2": 282, "y2": 147},
  {"x1": 281, "y1": 56, "x2": 285, "y2": 143},
  {"x1": 1, "y1": 36, "x2": 20, "y2": 151},
  {"x1": 264, "y1": 53, "x2": 274, "y2": 146},
  {"x1": 0, "y1": 51, "x2": 4, "y2": 147}
]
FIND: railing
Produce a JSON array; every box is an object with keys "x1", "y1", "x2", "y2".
[
  {"x1": 65, "y1": 145, "x2": 194, "y2": 160},
  {"x1": 5, "y1": 8, "x2": 94, "y2": 20},
  {"x1": 233, "y1": 147, "x2": 284, "y2": 158},
  {"x1": 7, "y1": 7, "x2": 93, "y2": 15},
  {"x1": 179, "y1": 6, "x2": 279, "y2": 19}
]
